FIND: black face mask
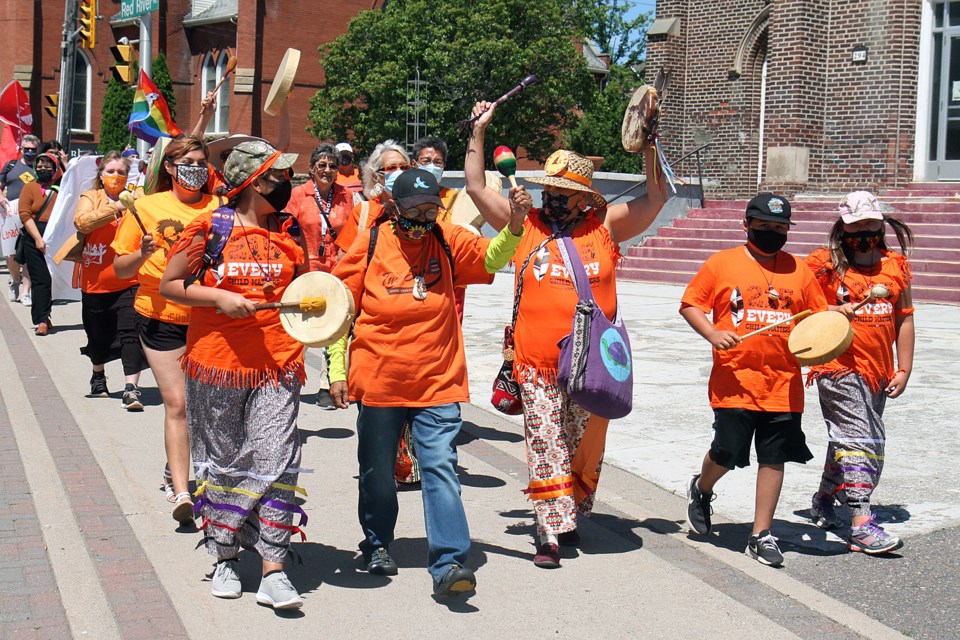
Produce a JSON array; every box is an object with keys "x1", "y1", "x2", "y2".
[
  {"x1": 541, "y1": 192, "x2": 570, "y2": 223},
  {"x1": 340, "y1": 155, "x2": 353, "y2": 166},
  {"x1": 35, "y1": 168, "x2": 55, "y2": 184},
  {"x1": 22, "y1": 150, "x2": 38, "y2": 162},
  {"x1": 842, "y1": 229, "x2": 884, "y2": 254},
  {"x1": 260, "y1": 179, "x2": 292, "y2": 212},
  {"x1": 747, "y1": 228, "x2": 787, "y2": 254}
]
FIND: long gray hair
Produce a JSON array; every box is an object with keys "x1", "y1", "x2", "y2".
[{"x1": 361, "y1": 139, "x2": 409, "y2": 199}]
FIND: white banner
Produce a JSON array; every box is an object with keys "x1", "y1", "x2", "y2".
[
  {"x1": 42, "y1": 156, "x2": 99, "y2": 301},
  {"x1": 1, "y1": 197, "x2": 23, "y2": 256}
]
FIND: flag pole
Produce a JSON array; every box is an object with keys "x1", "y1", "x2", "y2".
[{"x1": 137, "y1": 12, "x2": 153, "y2": 158}]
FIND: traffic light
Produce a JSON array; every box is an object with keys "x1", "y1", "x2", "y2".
[
  {"x1": 78, "y1": 0, "x2": 97, "y2": 49},
  {"x1": 44, "y1": 94, "x2": 59, "y2": 119},
  {"x1": 110, "y1": 44, "x2": 135, "y2": 85}
]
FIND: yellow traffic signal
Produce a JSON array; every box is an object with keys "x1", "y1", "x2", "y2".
[
  {"x1": 110, "y1": 44, "x2": 135, "y2": 84},
  {"x1": 78, "y1": 0, "x2": 97, "y2": 49},
  {"x1": 44, "y1": 94, "x2": 59, "y2": 119}
]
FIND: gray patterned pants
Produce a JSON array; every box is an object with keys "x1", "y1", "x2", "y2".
[
  {"x1": 816, "y1": 373, "x2": 887, "y2": 516},
  {"x1": 186, "y1": 375, "x2": 303, "y2": 562}
]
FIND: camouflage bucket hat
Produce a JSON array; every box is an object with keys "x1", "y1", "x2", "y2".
[{"x1": 222, "y1": 139, "x2": 298, "y2": 190}]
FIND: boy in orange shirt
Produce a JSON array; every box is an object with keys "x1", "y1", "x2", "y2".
[{"x1": 680, "y1": 194, "x2": 827, "y2": 566}]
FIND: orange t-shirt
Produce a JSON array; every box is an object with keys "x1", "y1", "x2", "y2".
[
  {"x1": 335, "y1": 198, "x2": 386, "y2": 254},
  {"x1": 286, "y1": 180, "x2": 353, "y2": 273},
  {"x1": 512, "y1": 212, "x2": 621, "y2": 380},
  {"x1": 75, "y1": 189, "x2": 139, "y2": 294},
  {"x1": 111, "y1": 191, "x2": 219, "y2": 324},
  {"x1": 332, "y1": 220, "x2": 494, "y2": 407},
  {"x1": 335, "y1": 167, "x2": 363, "y2": 196},
  {"x1": 680, "y1": 246, "x2": 828, "y2": 412},
  {"x1": 173, "y1": 210, "x2": 306, "y2": 387},
  {"x1": 805, "y1": 248, "x2": 913, "y2": 390}
]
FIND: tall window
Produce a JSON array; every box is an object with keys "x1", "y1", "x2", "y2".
[
  {"x1": 71, "y1": 50, "x2": 91, "y2": 132},
  {"x1": 202, "y1": 51, "x2": 231, "y2": 134}
]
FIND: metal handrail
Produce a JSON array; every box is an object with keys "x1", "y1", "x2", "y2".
[{"x1": 670, "y1": 142, "x2": 712, "y2": 208}]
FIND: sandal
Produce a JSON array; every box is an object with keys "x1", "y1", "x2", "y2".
[
  {"x1": 161, "y1": 465, "x2": 176, "y2": 504},
  {"x1": 172, "y1": 492, "x2": 195, "y2": 525}
]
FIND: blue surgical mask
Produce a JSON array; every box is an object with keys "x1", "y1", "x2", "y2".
[
  {"x1": 420, "y1": 164, "x2": 443, "y2": 184},
  {"x1": 383, "y1": 169, "x2": 404, "y2": 194}
]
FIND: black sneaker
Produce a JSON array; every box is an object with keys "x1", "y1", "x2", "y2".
[
  {"x1": 315, "y1": 389, "x2": 337, "y2": 410},
  {"x1": 686, "y1": 474, "x2": 714, "y2": 535},
  {"x1": 122, "y1": 384, "x2": 144, "y2": 411},
  {"x1": 745, "y1": 530, "x2": 784, "y2": 566},
  {"x1": 364, "y1": 547, "x2": 398, "y2": 575},
  {"x1": 433, "y1": 565, "x2": 476, "y2": 597},
  {"x1": 90, "y1": 372, "x2": 109, "y2": 398}
]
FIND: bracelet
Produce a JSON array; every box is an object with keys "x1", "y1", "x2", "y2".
[{"x1": 895, "y1": 368, "x2": 908, "y2": 375}]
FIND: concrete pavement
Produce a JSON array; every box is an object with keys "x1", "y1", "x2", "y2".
[{"x1": 1, "y1": 270, "x2": 956, "y2": 638}]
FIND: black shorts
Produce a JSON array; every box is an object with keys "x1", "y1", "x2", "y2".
[
  {"x1": 138, "y1": 315, "x2": 188, "y2": 352},
  {"x1": 708, "y1": 408, "x2": 813, "y2": 470}
]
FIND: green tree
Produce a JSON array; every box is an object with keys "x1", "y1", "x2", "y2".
[
  {"x1": 308, "y1": 0, "x2": 594, "y2": 168},
  {"x1": 99, "y1": 76, "x2": 135, "y2": 153},
  {"x1": 575, "y1": 0, "x2": 651, "y2": 65},
  {"x1": 150, "y1": 52, "x2": 177, "y2": 122},
  {"x1": 565, "y1": 64, "x2": 645, "y2": 173}
]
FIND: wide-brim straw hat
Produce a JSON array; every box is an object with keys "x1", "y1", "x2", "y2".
[{"x1": 524, "y1": 150, "x2": 606, "y2": 209}]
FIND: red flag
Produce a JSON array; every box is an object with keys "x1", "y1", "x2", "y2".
[
  {"x1": 0, "y1": 81, "x2": 33, "y2": 139},
  {"x1": 0, "y1": 124, "x2": 20, "y2": 167}
]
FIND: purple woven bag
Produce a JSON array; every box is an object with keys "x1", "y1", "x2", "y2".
[{"x1": 555, "y1": 236, "x2": 633, "y2": 419}]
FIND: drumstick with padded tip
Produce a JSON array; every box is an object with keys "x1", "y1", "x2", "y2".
[
  {"x1": 256, "y1": 297, "x2": 327, "y2": 313},
  {"x1": 493, "y1": 146, "x2": 518, "y2": 189},
  {"x1": 211, "y1": 52, "x2": 238, "y2": 96},
  {"x1": 118, "y1": 191, "x2": 148, "y2": 234},
  {"x1": 740, "y1": 309, "x2": 813, "y2": 341}
]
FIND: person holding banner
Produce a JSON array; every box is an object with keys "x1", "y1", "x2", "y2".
[
  {"x1": 1, "y1": 133, "x2": 39, "y2": 304},
  {"x1": 159, "y1": 138, "x2": 307, "y2": 609},
  {"x1": 113, "y1": 134, "x2": 219, "y2": 525},
  {"x1": 18, "y1": 150, "x2": 63, "y2": 335}
]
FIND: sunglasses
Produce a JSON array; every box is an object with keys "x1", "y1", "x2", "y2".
[
  {"x1": 313, "y1": 162, "x2": 338, "y2": 170},
  {"x1": 399, "y1": 205, "x2": 441, "y2": 220},
  {"x1": 378, "y1": 163, "x2": 411, "y2": 174}
]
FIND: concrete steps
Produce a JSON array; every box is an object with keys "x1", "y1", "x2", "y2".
[{"x1": 618, "y1": 183, "x2": 960, "y2": 305}]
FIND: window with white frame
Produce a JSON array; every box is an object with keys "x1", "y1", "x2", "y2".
[
  {"x1": 71, "y1": 50, "x2": 91, "y2": 132},
  {"x1": 202, "y1": 51, "x2": 231, "y2": 134}
]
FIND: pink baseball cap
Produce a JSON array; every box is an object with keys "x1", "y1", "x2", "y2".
[{"x1": 839, "y1": 191, "x2": 884, "y2": 224}]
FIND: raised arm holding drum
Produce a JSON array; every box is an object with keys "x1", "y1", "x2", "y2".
[
  {"x1": 803, "y1": 191, "x2": 915, "y2": 555},
  {"x1": 680, "y1": 194, "x2": 828, "y2": 568}
]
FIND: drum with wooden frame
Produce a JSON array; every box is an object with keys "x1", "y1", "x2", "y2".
[
  {"x1": 450, "y1": 170, "x2": 502, "y2": 229},
  {"x1": 788, "y1": 284, "x2": 890, "y2": 366},
  {"x1": 264, "y1": 48, "x2": 300, "y2": 116},
  {"x1": 621, "y1": 69, "x2": 668, "y2": 153},
  {"x1": 277, "y1": 271, "x2": 354, "y2": 348}
]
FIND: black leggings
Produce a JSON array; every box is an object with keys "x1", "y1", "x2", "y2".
[
  {"x1": 81, "y1": 287, "x2": 147, "y2": 375},
  {"x1": 21, "y1": 225, "x2": 52, "y2": 326}
]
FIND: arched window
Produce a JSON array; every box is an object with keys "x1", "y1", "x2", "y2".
[
  {"x1": 202, "y1": 51, "x2": 231, "y2": 134},
  {"x1": 71, "y1": 50, "x2": 92, "y2": 132}
]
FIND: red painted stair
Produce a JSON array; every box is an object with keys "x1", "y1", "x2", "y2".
[{"x1": 618, "y1": 184, "x2": 960, "y2": 304}]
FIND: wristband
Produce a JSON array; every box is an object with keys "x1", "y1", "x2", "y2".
[{"x1": 895, "y1": 368, "x2": 908, "y2": 375}]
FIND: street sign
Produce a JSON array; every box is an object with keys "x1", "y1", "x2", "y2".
[{"x1": 120, "y1": 0, "x2": 158, "y2": 20}]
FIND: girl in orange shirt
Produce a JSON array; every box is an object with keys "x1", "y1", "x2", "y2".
[
  {"x1": 160, "y1": 138, "x2": 306, "y2": 609},
  {"x1": 75, "y1": 152, "x2": 147, "y2": 409},
  {"x1": 805, "y1": 191, "x2": 915, "y2": 555},
  {"x1": 464, "y1": 101, "x2": 668, "y2": 569}
]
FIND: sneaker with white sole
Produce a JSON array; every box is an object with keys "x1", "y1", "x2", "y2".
[
  {"x1": 7, "y1": 279, "x2": 19, "y2": 302},
  {"x1": 745, "y1": 530, "x2": 784, "y2": 566},
  {"x1": 256, "y1": 571, "x2": 303, "y2": 609},
  {"x1": 315, "y1": 389, "x2": 337, "y2": 410},
  {"x1": 211, "y1": 559, "x2": 241, "y2": 598},
  {"x1": 686, "y1": 474, "x2": 714, "y2": 535},
  {"x1": 810, "y1": 492, "x2": 843, "y2": 529},
  {"x1": 121, "y1": 383, "x2": 144, "y2": 411},
  {"x1": 21, "y1": 291, "x2": 31, "y2": 307},
  {"x1": 849, "y1": 517, "x2": 903, "y2": 555}
]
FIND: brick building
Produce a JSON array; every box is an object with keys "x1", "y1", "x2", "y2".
[
  {"x1": 646, "y1": 0, "x2": 959, "y2": 197},
  {"x1": 0, "y1": 0, "x2": 383, "y2": 165}
]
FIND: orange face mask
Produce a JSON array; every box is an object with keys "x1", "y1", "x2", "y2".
[{"x1": 102, "y1": 173, "x2": 127, "y2": 197}]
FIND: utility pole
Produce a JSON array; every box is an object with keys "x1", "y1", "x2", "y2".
[
  {"x1": 137, "y1": 12, "x2": 153, "y2": 157},
  {"x1": 57, "y1": 0, "x2": 80, "y2": 153}
]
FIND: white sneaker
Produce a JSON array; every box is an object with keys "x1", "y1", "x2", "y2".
[
  {"x1": 21, "y1": 292, "x2": 31, "y2": 307},
  {"x1": 211, "y1": 559, "x2": 241, "y2": 599},
  {"x1": 256, "y1": 571, "x2": 303, "y2": 609},
  {"x1": 7, "y1": 279, "x2": 19, "y2": 302}
]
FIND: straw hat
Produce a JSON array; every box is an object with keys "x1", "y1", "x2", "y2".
[{"x1": 525, "y1": 150, "x2": 606, "y2": 208}]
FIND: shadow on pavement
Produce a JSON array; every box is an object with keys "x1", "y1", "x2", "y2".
[
  {"x1": 299, "y1": 427, "x2": 355, "y2": 442},
  {"x1": 457, "y1": 464, "x2": 506, "y2": 488},
  {"x1": 459, "y1": 420, "x2": 523, "y2": 444}
]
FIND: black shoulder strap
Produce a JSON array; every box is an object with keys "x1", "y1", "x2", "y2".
[
  {"x1": 0, "y1": 160, "x2": 17, "y2": 184},
  {"x1": 366, "y1": 223, "x2": 379, "y2": 265},
  {"x1": 431, "y1": 224, "x2": 454, "y2": 280}
]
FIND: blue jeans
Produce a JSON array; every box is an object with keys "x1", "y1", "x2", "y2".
[{"x1": 356, "y1": 402, "x2": 470, "y2": 581}]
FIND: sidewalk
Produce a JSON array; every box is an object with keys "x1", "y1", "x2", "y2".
[{"x1": 1, "y1": 274, "x2": 954, "y2": 639}]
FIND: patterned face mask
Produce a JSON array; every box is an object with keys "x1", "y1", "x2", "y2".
[
  {"x1": 101, "y1": 173, "x2": 127, "y2": 197},
  {"x1": 842, "y1": 228, "x2": 884, "y2": 253},
  {"x1": 394, "y1": 214, "x2": 435, "y2": 240},
  {"x1": 173, "y1": 163, "x2": 209, "y2": 192}
]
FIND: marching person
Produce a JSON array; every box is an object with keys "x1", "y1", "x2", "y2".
[
  {"x1": 681, "y1": 194, "x2": 827, "y2": 567},
  {"x1": 286, "y1": 143, "x2": 354, "y2": 410},
  {"x1": 113, "y1": 134, "x2": 219, "y2": 525},
  {"x1": 75, "y1": 151, "x2": 147, "y2": 408},
  {"x1": 160, "y1": 138, "x2": 307, "y2": 609},
  {"x1": 464, "y1": 100, "x2": 668, "y2": 569},
  {"x1": 334, "y1": 141, "x2": 364, "y2": 198},
  {"x1": 329, "y1": 167, "x2": 530, "y2": 596},
  {"x1": 805, "y1": 191, "x2": 914, "y2": 554},
  {"x1": 1, "y1": 133, "x2": 39, "y2": 304}
]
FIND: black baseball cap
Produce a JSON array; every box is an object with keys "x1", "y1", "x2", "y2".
[
  {"x1": 392, "y1": 168, "x2": 443, "y2": 208},
  {"x1": 745, "y1": 193, "x2": 794, "y2": 225}
]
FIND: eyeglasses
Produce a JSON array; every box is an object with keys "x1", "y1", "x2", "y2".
[
  {"x1": 378, "y1": 163, "x2": 411, "y2": 174},
  {"x1": 313, "y1": 162, "x2": 337, "y2": 171},
  {"x1": 399, "y1": 206, "x2": 441, "y2": 220},
  {"x1": 417, "y1": 158, "x2": 445, "y2": 168}
]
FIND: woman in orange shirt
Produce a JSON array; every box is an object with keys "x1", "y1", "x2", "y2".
[
  {"x1": 113, "y1": 134, "x2": 220, "y2": 525},
  {"x1": 75, "y1": 152, "x2": 147, "y2": 409},
  {"x1": 805, "y1": 191, "x2": 915, "y2": 555},
  {"x1": 160, "y1": 138, "x2": 306, "y2": 609}
]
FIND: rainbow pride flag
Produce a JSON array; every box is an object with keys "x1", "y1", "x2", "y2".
[{"x1": 128, "y1": 70, "x2": 182, "y2": 145}]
